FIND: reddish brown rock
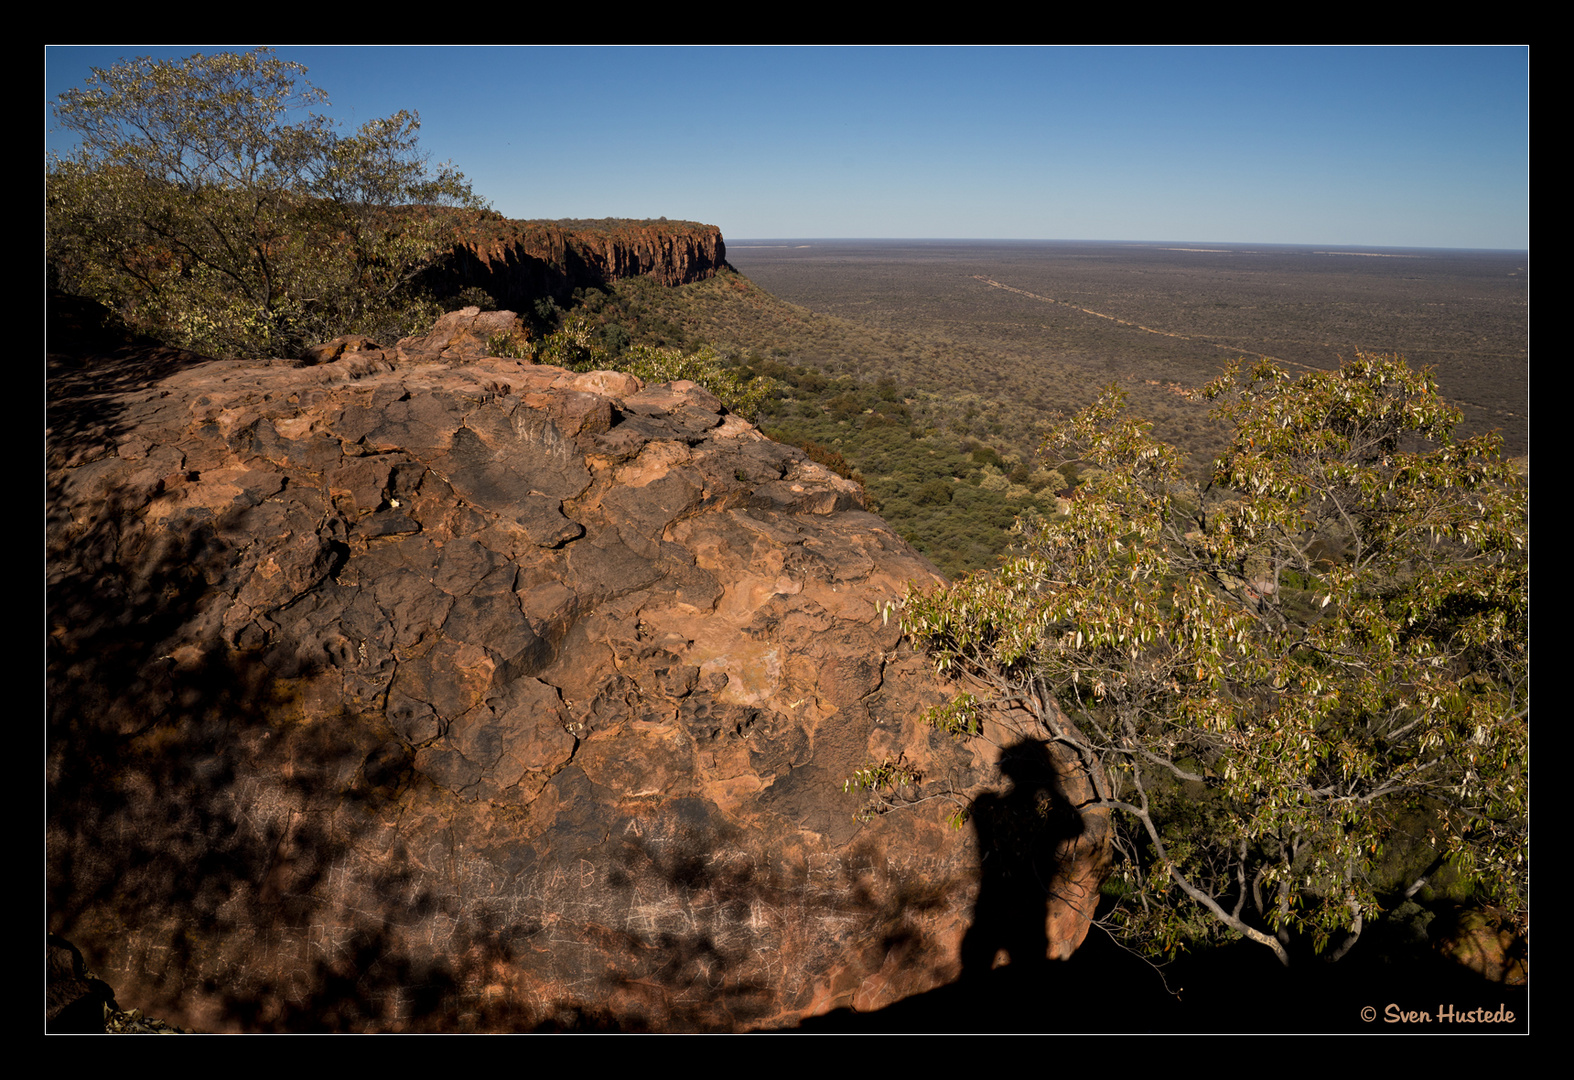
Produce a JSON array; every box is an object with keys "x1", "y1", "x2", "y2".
[
  {"x1": 437, "y1": 219, "x2": 730, "y2": 309},
  {"x1": 46, "y1": 314, "x2": 1108, "y2": 1031},
  {"x1": 394, "y1": 307, "x2": 530, "y2": 363}
]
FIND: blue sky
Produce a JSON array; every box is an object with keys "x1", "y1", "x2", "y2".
[{"x1": 45, "y1": 46, "x2": 1528, "y2": 249}]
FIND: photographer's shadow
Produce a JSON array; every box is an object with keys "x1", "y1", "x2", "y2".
[{"x1": 961, "y1": 738, "x2": 1086, "y2": 981}]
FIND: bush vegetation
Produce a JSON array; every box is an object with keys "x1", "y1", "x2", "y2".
[
  {"x1": 46, "y1": 49, "x2": 484, "y2": 359},
  {"x1": 900, "y1": 354, "x2": 1527, "y2": 965}
]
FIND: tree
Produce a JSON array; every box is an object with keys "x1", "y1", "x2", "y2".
[
  {"x1": 900, "y1": 354, "x2": 1526, "y2": 966},
  {"x1": 47, "y1": 49, "x2": 485, "y2": 358}
]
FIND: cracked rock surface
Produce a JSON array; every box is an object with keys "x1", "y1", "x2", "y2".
[{"x1": 47, "y1": 315, "x2": 1104, "y2": 1031}]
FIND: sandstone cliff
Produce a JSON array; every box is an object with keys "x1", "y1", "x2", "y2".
[
  {"x1": 435, "y1": 217, "x2": 730, "y2": 309},
  {"x1": 46, "y1": 307, "x2": 1108, "y2": 1031}
]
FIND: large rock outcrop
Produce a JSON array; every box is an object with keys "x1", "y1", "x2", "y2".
[
  {"x1": 435, "y1": 218, "x2": 730, "y2": 309},
  {"x1": 46, "y1": 310, "x2": 1108, "y2": 1031}
]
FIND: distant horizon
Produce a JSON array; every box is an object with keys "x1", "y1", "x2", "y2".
[{"x1": 725, "y1": 237, "x2": 1529, "y2": 255}]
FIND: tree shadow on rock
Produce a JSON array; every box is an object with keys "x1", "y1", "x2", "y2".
[
  {"x1": 47, "y1": 491, "x2": 373, "y2": 1025},
  {"x1": 45, "y1": 335, "x2": 458, "y2": 1030},
  {"x1": 46, "y1": 509, "x2": 505, "y2": 1030},
  {"x1": 519, "y1": 793, "x2": 965, "y2": 1032},
  {"x1": 534, "y1": 803, "x2": 783, "y2": 1031},
  {"x1": 47, "y1": 290, "x2": 215, "y2": 468}
]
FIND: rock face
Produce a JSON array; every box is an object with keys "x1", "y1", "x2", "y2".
[
  {"x1": 436, "y1": 219, "x2": 730, "y2": 309},
  {"x1": 46, "y1": 310, "x2": 1107, "y2": 1031}
]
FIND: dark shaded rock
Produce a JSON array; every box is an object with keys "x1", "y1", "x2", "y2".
[
  {"x1": 48, "y1": 935, "x2": 114, "y2": 1033},
  {"x1": 432, "y1": 220, "x2": 731, "y2": 310}
]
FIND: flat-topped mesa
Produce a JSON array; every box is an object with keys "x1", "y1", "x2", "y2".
[{"x1": 435, "y1": 217, "x2": 731, "y2": 308}]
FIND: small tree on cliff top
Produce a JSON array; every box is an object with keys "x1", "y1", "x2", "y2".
[
  {"x1": 901, "y1": 354, "x2": 1526, "y2": 965},
  {"x1": 47, "y1": 48, "x2": 485, "y2": 358}
]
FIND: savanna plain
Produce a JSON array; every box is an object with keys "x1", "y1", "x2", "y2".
[{"x1": 587, "y1": 239, "x2": 1527, "y2": 579}]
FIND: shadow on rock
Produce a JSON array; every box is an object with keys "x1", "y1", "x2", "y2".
[{"x1": 959, "y1": 738, "x2": 1084, "y2": 982}]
